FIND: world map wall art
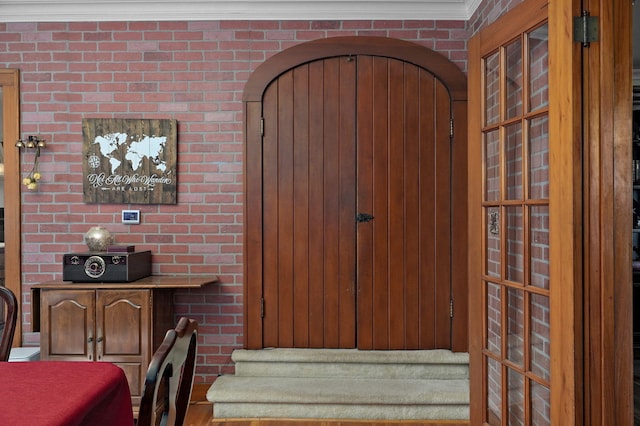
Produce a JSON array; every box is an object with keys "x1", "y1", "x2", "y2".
[{"x1": 82, "y1": 118, "x2": 177, "y2": 204}]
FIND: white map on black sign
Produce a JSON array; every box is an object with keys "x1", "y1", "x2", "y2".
[
  {"x1": 92, "y1": 132, "x2": 168, "y2": 175},
  {"x1": 83, "y1": 117, "x2": 177, "y2": 204}
]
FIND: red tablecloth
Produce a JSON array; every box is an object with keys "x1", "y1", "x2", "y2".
[{"x1": 0, "y1": 361, "x2": 134, "y2": 426}]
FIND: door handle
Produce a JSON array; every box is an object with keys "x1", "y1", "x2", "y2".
[
  {"x1": 356, "y1": 213, "x2": 374, "y2": 223},
  {"x1": 87, "y1": 336, "x2": 93, "y2": 361}
]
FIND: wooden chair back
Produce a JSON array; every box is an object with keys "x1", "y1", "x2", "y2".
[
  {"x1": 137, "y1": 317, "x2": 198, "y2": 426},
  {"x1": 0, "y1": 286, "x2": 17, "y2": 362}
]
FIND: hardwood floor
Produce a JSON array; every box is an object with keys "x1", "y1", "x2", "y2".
[
  {"x1": 185, "y1": 400, "x2": 214, "y2": 425},
  {"x1": 185, "y1": 384, "x2": 214, "y2": 425},
  {"x1": 185, "y1": 386, "x2": 469, "y2": 426},
  {"x1": 208, "y1": 421, "x2": 468, "y2": 426}
]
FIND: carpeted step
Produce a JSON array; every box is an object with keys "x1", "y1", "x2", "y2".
[
  {"x1": 207, "y1": 375, "x2": 469, "y2": 420},
  {"x1": 232, "y1": 348, "x2": 469, "y2": 380},
  {"x1": 207, "y1": 349, "x2": 470, "y2": 421}
]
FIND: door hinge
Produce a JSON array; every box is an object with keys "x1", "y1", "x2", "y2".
[
  {"x1": 261, "y1": 298, "x2": 265, "y2": 318},
  {"x1": 260, "y1": 118, "x2": 264, "y2": 136},
  {"x1": 450, "y1": 299, "x2": 454, "y2": 318},
  {"x1": 574, "y1": 11, "x2": 598, "y2": 47},
  {"x1": 449, "y1": 118, "x2": 454, "y2": 138}
]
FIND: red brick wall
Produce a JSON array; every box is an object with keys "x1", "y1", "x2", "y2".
[{"x1": 0, "y1": 20, "x2": 468, "y2": 383}]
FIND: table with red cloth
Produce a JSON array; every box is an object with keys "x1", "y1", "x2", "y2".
[{"x1": 0, "y1": 361, "x2": 134, "y2": 426}]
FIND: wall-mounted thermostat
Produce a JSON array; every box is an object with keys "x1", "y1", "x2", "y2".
[{"x1": 122, "y1": 209, "x2": 140, "y2": 224}]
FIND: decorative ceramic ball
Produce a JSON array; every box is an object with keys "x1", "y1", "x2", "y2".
[{"x1": 84, "y1": 226, "x2": 113, "y2": 252}]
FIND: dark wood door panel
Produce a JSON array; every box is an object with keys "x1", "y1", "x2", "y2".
[
  {"x1": 432, "y1": 80, "x2": 453, "y2": 349},
  {"x1": 307, "y1": 60, "x2": 327, "y2": 348},
  {"x1": 321, "y1": 57, "x2": 357, "y2": 349},
  {"x1": 261, "y1": 58, "x2": 357, "y2": 349},
  {"x1": 261, "y1": 78, "x2": 279, "y2": 347},
  {"x1": 292, "y1": 64, "x2": 311, "y2": 348},
  {"x1": 356, "y1": 56, "x2": 452, "y2": 350}
]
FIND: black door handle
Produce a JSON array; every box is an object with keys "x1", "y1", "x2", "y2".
[{"x1": 356, "y1": 213, "x2": 374, "y2": 223}]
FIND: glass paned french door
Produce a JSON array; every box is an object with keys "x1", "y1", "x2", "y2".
[{"x1": 478, "y1": 20, "x2": 550, "y2": 426}]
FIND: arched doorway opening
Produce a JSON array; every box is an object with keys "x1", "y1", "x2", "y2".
[{"x1": 243, "y1": 37, "x2": 468, "y2": 351}]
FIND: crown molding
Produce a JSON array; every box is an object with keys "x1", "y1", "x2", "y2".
[{"x1": 0, "y1": 0, "x2": 479, "y2": 22}]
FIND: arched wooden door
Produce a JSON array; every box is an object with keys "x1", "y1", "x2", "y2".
[{"x1": 244, "y1": 37, "x2": 468, "y2": 351}]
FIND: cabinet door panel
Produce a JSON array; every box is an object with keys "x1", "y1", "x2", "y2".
[
  {"x1": 114, "y1": 362, "x2": 143, "y2": 399},
  {"x1": 96, "y1": 289, "x2": 150, "y2": 405},
  {"x1": 41, "y1": 290, "x2": 95, "y2": 360},
  {"x1": 97, "y1": 290, "x2": 149, "y2": 357}
]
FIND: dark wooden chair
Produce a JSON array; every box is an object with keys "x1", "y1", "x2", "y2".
[
  {"x1": 0, "y1": 286, "x2": 17, "y2": 362},
  {"x1": 137, "y1": 317, "x2": 198, "y2": 426}
]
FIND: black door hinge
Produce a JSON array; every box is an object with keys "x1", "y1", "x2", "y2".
[{"x1": 574, "y1": 11, "x2": 598, "y2": 47}]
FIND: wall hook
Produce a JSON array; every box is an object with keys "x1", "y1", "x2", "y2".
[{"x1": 16, "y1": 135, "x2": 47, "y2": 191}]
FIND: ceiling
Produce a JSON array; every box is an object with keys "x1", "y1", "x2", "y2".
[{"x1": 0, "y1": 0, "x2": 481, "y2": 22}]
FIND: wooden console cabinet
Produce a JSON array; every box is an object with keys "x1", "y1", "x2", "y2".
[{"x1": 31, "y1": 275, "x2": 217, "y2": 413}]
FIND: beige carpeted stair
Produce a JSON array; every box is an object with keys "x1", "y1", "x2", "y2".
[{"x1": 206, "y1": 348, "x2": 469, "y2": 421}]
